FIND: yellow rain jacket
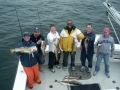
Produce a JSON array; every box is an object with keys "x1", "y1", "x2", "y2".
[{"x1": 60, "y1": 26, "x2": 84, "y2": 52}]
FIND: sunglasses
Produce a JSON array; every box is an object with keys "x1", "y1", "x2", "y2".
[{"x1": 24, "y1": 35, "x2": 30, "y2": 38}]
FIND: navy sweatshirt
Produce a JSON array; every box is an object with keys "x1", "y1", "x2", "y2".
[{"x1": 81, "y1": 31, "x2": 95, "y2": 53}]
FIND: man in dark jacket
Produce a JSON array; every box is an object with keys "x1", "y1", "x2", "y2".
[
  {"x1": 16, "y1": 32, "x2": 41, "y2": 89},
  {"x1": 30, "y1": 27, "x2": 45, "y2": 72},
  {"x1": 80, "y1": 24, "x2": 95, "y2": 73}
]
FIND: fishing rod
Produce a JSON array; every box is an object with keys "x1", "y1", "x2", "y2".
[
  {"x1": 37, "y1": 7, "x2": 43, "y2": 34},
  {"x1": 14, "y1": 6, "x2": 23, "y2": 38}
]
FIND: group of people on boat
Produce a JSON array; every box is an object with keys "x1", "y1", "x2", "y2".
[{"x1": 16, "y1": 20, "x2": 115, "y2": 89}]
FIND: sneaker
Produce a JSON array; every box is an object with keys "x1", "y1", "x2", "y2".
[
  {"x1": 106, "y1": 73, "x2": 110, "y2": 78},
  {"x1": 88, "y1": 68, "x2": 91, "y2": 73},
  {"x1": 93, "y1": 71, "x2": 98, "y2": 76},
  {"x1": 72, "y1": 66, "x2": 75, "y2": 71},
  {"x1": 50, "y1": 69, "x2": 55, "y2": 73},
  {"x1": 80, "y1": 66, "x2": 85, "y2": 72},
  {"x1": 63, "y1": 67, "x2": 67, "y2": 71},
  {"x1": 39, "y1": 68, "x2": 45, "y2": 73},
  {"x1": 55, "y1": 65, "x2": 60, "y2": 69}
]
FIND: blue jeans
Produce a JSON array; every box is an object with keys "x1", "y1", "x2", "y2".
[
  {"x1": 95, "y1": 53, "x2": 110, "y2": 73},
  {"x1": 63, "y1": 51, "x2": 76, "y2": 67}
]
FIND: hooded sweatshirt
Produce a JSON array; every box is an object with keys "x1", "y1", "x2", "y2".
[
  {"x1": 95, "y1": 35, "x2": 115, "y2": 54},
  {"x1": 81, "y1": 31, "x2": 95, "y2": 53}
]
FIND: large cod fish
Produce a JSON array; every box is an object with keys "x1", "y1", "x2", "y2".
[
  {"x1": 54, "y1": 39, "x2": 60, "y2": 61},
  {"x1": 58, "y1": 80, "x2": 82, "y2": 86},
  {"x1": 10, "y1": 46, "x2": 37, "y2": 53},
  {"x1": 71, "y1": 38, "x2": 77, "y2": 54},
  {"x1": 37, "y1": 39, "x2": 46, "y2": 55},
  {"x1": 84, "y1": 38, "x2": 89, "y2": 54}
]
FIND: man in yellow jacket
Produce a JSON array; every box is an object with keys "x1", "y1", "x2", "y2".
[{"x1": 60, "y1": 20, "x2": 84, "y2": 71}]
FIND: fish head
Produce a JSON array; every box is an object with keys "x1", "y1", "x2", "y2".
[
  {"x1": 37, "y1": 38, "x2": 42, "y2": 44},
  {"x1": 41, "y1": 41, "x2": 46, "y2": 47},
  {"x1": 85, "y1": 38, "x2": 89, "y2": 43}
]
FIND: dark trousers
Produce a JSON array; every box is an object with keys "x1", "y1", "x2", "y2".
[
  {"x1": 35, "y1": 52, "x2": 45, "y2": 65},
  {"x1": 63, "y1": 51, "x2": 76, "y2": 67},
  {"x1": 48, "y1": 51, "x2": 60, "y2": 69},
  {"x1": 80, "y1": 51, "x2": 94, "y2": 68}
]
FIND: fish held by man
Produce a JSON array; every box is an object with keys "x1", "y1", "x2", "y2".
[
  {"x1": 37, "y1": 38, "x2": 46, "y2": 55},
  {"x1": 71, "y1": 38, "x2": 77, "y2": 54},
  {"x1": 84, "y1": 38, "x2": 89, "y2": 54},
  {"x1": 41, "y1": 41, "x2": 46, "y2": 55},
  {"x1": 37, "y1": 38, "x2": 42, "y2": 44},
  {"x1": 10, "y1": 46, "x2": 36, "y2": 53},
  {"x1": 54, "y1": 38, "x2": 60, "y2": 61}
]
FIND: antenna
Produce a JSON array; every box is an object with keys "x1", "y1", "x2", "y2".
[{"x1": 14, "y1": 6, "x2": 23, "y2": 38}]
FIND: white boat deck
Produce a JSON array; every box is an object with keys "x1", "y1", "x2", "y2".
[
  {"x1": 12, "y1": 34, "x2": 120, "y2": 90},
  {"x1": 25, "y1": 62, "x2": 120, "y2": 90}
]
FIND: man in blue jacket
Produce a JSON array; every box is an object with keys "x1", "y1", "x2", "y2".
[
  {"x1": 80, "y1": 24, "x2": 95, "y2": 73},
  {"x1": 93, "y1": 28, "x2": 115, "y2": 78},
  {"x1": 16, "y1": 32, "x2": 41, "y2": 89}
]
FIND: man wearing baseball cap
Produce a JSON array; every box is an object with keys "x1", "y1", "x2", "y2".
[
  {"x1": 93, "y1": 27, "x2": 115, "y2": 78},
  {"x1": 30, "y1": 27, "x2": 45, "y2": 72},
  {"x1": 16, "y1": 32, "x2": 41, "y2": 89}
]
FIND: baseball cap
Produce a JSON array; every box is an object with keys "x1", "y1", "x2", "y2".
[
  {"x1": 34, "y1": 27, "x2": 40, "y2": 32},
  {"x1": 23, "y1": 32, "x2": 30, "y2": 38},
  {"x1": 103, "y1": 27, "x2": 110, "y2": 33}
]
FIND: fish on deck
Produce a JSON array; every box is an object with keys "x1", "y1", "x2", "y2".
[
  {"x1": 64, "y1": 76, "x2": 82, "y2": 80},
  {"x1": 58, "y1": 80, "x2": 82, "y2": 86},
  {"x1": 10, "y1": 46, "x2": 37, "y2": 53}
]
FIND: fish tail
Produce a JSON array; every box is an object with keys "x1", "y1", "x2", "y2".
[
  {"x1": 71, "y1": 50, "x2": 74, "y2": 54},
  {"x1": 42, "y1": 52, "x2": 44, "y2": 56},
  {"x1": 54, "y1": 43, "x2": 57, "y2": 47},
  {"x1": 10, "y1": 49, "x2": 14, "y2": 53},
  {"x1": 56, "y1": 54, "x2": 58, "y2": 61}
]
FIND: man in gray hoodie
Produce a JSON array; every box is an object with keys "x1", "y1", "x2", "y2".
[{"x1": 93, "y1": 27, "x2": 115, "y2": 78}]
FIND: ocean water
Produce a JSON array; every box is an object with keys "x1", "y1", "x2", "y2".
[{"x1": 0, "y1": 0, "x2": 120, "y2": 90}]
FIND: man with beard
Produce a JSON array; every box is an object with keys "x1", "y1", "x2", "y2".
[{"x1": 30, "y1": 27, "x2": 45, "y2": 72}]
